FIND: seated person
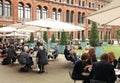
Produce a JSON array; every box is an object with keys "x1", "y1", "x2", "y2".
[
  {"x1": 64, "y1": 45, "x2": 77, "y2": 63},
  {"x1": 69, "y1": 46, "x2": 77, "y2": 62},
  {"x1": 86, "y1": 47, "x2": 97, "y2": 65},
  {"x1": 108, "y1": 52, "x2": 118, "y2": 68},
  {"x1": 89, "y1": 53, "x2": 116, "y2": 83},
  {"x1": 18, "y1": 46, "x2": 32, "y2": 71},
  {"x1": 52, "y1": 45, "x2": 59, "y2": 59},
  {"x1": 72, "y1": 53, "x2": 90, "y2": 83}
]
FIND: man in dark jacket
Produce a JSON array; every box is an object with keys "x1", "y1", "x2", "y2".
[
  {"x1": 89, "y1": 53, "x2": 116, "y2": 83},
  {"x1": 72, "y1": 53, "x2": 90, "y2": 83}
]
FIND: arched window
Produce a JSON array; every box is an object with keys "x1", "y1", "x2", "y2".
[
  {"x1": 89, "y1": 2, "x2": 91, "y2": 8},
  {"x1": 4, "y1": 1, "x2": 11, "y2": 17},
  {"x1": 82, "y1": 1, "x2": 85, "y2": 7},
  {"x1": 18, "y1": 3, "x2": 24, "y2": 19},
  {"x1": 0, "y1": 1, "x2": 2, "y2": 16},
  {"x1": 71, "y1": 11, "x2": 74, "y2": 23},
  {"x1": 78, "y1": 31, "x2": 81, "y2": 39},
  {"x1": 52, "y1": 8, "x2": 57, "y2": 20},
  {"x1": 67, "y1": 0, "x2": 69, "y2": 4},
  {"x1": 66, "y1": 10, "x2": 70, "y2": 22},
  {"x1": 78, "y1": 12, "x2": 81, "y2": 23},
  {"x1": 78, "y1": 0, "x2": 81, "y2": 6},
  {"x1": 57, "y1": 9, "x2": 61, "y2": 21},
  {"x1": 42, "y1": 7, "x2": 47, "y2": 19},
  {"x1": 71, "y1": 0, "x2": 74, "y2": 4},
  {"x1": 25, "y1": 4, "x2": 31, "y2": 20},
  {"x1": 36, "y1": 6, "x2": 42, "y2": 20},
  {"x1": 81, "y1": 13, "x2": 85, "y2": 24},
  {"x1": 92, "y1": 3, "x2": 94, "y2": 8}
]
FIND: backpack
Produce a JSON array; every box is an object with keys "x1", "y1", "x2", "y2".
[{"x1": 2, "y1": 57, "x2": 11, "y2": 65}]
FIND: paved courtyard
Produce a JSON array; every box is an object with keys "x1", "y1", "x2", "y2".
[{"x1": 0, "y1": 54, "x2": 82, "y2": 83}]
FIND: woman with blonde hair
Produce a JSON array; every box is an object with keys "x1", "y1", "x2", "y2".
[{"x1": 108, "y1": 52, "x2": 118, "y2": 68}]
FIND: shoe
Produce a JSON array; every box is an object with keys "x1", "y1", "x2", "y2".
[
  {"x1": 38, "y1": 71, "x2": 42, "y2": 73},
  {"x1": 41, "y1": 71, "x2": 45, "y2": 73}
]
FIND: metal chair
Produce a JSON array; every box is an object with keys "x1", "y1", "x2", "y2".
[{"x1": 68, "y1": 70, "x2": 83, "y2": 83}]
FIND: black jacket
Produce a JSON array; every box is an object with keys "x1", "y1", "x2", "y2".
[{"x1": 89, "y1": 60, "x2": 116, "y2": 83}]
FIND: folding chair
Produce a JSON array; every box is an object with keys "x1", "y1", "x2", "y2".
[{"x1": 68, "y1": 70, "x2": 83, "y2": 83}]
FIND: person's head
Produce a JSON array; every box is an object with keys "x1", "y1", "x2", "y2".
[
  {"x1": 65, "y1": 46, "x2": 68, "y2": 49},
  {"x1": 10, "y1": 44, "x2": 14, "y2": 48},
  {"x1": 39, "y1": 46, "x2": 43, "y2": 50},
  {"x1": 88, "y1": 47, "x2": 95, "y2": 56},
  {"x1": 108, "y1": 52, "x2": 115, "y2": 62},
  {"x1": 24, "y1": 46, "x2": 29, "y2": 52},
  {"x1": 81, "y1": 53, "x2": 89, "y2": 62},
  {"x1": 100, "y1": 53, "x2": 108, "y2": 61}
]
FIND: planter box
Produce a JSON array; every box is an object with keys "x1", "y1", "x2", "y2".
[
  {"x1": 50, "y1": 43, "x2": 57, "y2": 48},
  {"x1": 58, "y1": 45, "x2": 66, "y2": 54},
  {"x1": 102, "y1": 41, "x2": 108, "y2": 46},
  {"x1": 95, "y1": 46, "x2": 103, "y2": 57},
  {"x1": 80, "y1": 42, "x2": 87, "y2": 47},
  {"x1": 28, "y1": 43, "x2": 35, "y2": 49}
]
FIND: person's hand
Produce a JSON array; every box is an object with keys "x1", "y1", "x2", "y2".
[{"x1": 84, "y1": 65, "x2": 92, "y2": 71}]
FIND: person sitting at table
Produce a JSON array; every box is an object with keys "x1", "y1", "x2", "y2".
[
  {"x1": 69, "y1": 46, "x2": 77, "y2": 63},
  {"x1": 108, "y1": 52, "x2": 118, "y2": 68},
  {"x1": 86, "y1": 47, "x2": 97, "y2": 65},
  {"x1": 72, "y1": 53, "x2": 90, "y2": 83},
  {"x1": 18, "y1": 46, "x2": 32, "y2": 71},
  {"x1": 52, "y1": 45, "x2": 59, "y2": 59},
  {"x1": 89, "y1": 53, "x2": 116, "y2": 83}
]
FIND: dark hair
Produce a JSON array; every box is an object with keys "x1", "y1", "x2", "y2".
[
  {"x1": 100, "y1": 53, "x2": 108, "y2": 61},
  {"x1": 81, "y1": 53, "x2": 89, "y2": 60}
]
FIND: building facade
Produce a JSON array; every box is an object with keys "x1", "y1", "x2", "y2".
[{"x1": 0, "y1": 0, "x2": 117, "y2": 42}]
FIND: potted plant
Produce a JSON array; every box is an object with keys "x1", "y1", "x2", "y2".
[
  {"x1": 59, "y1": 31, "x2": 68, "y2": 53},
  {"x1": 28, "y1": 32, "x2": 35, "y2": 49},
  {"x1": 102, "y1": 34, "x2": 108, "y2": 46},
  {"x1": 89, "y1": 22, "x2": 103, "y2": 57},
  {"x1": 80, "y1": 32, "x2": 87, "y2": 47},
  {"x1": 50, "y1": 33, "x2": 56, "y2": 48},
  {"x1": 43, "y1": 31, "x2": 50, "y2": 51}
]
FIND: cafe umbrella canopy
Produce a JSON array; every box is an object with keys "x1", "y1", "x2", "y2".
[
  {"x1": 23, "y1": 18, "x2": 85, "y2": 31},
  {"x1": 86, "y1": 0, "x2": 120, "y2": 26}
]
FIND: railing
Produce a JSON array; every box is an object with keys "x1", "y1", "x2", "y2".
[{"x1": 0, "y1": 16, "x2": 13, "y2": 21}]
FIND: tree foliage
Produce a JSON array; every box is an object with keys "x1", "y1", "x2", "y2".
[
  {"x1": 51, "y1": 33, "x2": 56, "y2": 43},
  {"x1": 43, "y1": 31, "x2": 48, "y2": 43},
  {"x1": 29, "y1": 32, "x2": 34, "y2": 43},
  {"x1": 82, "y1": 34, "x2": 85, "y2": 42},
  {"x1": 89, "y1": 22, "x2": 99, "y2": 47},
  {"x1": 60, "y1": 32, "x2": 68, "y2": 45},
  {"x1": 116, "y1": 29, "x2": 120, "y2": 40}
]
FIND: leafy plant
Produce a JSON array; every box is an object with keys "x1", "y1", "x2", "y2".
[
  {"x1": 51, "y1": 33, "x2": 56, "y2": 43},
  {"x1": 116, "y1": 29, "x2": 120, "y2": 45},
  {"x1": 104, "y1": 34, "x2": 107, "y2": 42},
  {"x1": 43, "y1": 31, "x2": 48, "y2": 43},
  {"x1": 60, "y1": 32, "x2": 68, "y2": 45},
  {"x1": 29, "y1": 32, "x2": 34, "y2": 43},
  {"x1": 89, "y1": 22, "x2": 99, "y2": 47},
  {"x1": 82, "y1": 34, "x2": 85, "y2": 42}
]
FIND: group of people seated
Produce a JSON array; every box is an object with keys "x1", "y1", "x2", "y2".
[
  {"x1": 0, "y1": 42, "x2": 48, "y2": 73},
  {"x1": 70, "y1": 45, "x2": 120, "y2": 83}
]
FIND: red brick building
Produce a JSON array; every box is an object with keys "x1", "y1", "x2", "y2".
[{"x1": 0, "y1": 0, "x2": 118, "y2": 42}]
